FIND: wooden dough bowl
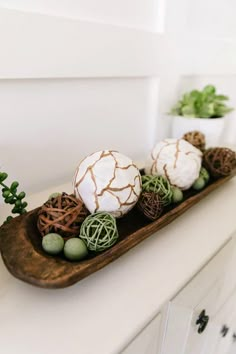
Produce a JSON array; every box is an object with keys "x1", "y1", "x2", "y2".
[{"x1": 0, "y1": 171, "x2": 235, "y2": 289}]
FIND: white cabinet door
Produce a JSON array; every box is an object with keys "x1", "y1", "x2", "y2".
[
  {"x1": 121, "y1": 313, "x2": 161, "y2": 354},
  {"x1": 160, "y1": 239, "x2": 234, "y2": 354},
  {"x1": 212, "y1": 290, "x2": 236, "y2": 354},
  {"x1": 183, "y1": 281, "x2": 221, "y2": 354},
  {"x1": 159, "y1": 302, "x2": 192, "y2": 354},
  {"x1": 160, "y1": 283, "x2": 223, "y2": 354}
]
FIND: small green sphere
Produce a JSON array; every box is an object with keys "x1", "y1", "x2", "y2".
[
  {"x1": 200, "y1": 167, "x2": 210, "y2": 184},
  {"x1": 64, "y1": 238, "x2": 88, "y2": 261},
  {"x1": 48, "y1": 192, "x2": 62, "y2": 200},
  {"x1": 192, "y1": 176, "x2": 205, "y2": 191},
  {"x1": 42, "y1": 233, "x2": 64, "y2": 255},
  {"x1": 172, "y1": 187, "x2": 183, "y2": 203}
]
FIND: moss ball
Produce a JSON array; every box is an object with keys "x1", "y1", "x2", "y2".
[
  {"x1": 64, "y1": 238, "x2": 88, "y2": 261},
  {"x1": 200, "y1": 167, "x2": 210, "y2": 184},
  {"x1": 171, "y1": 187, "x2": 183, "y2": 203},
  {"x1": 192, "y1": 176, "x2": 205, "y2": 191},
  {"x1": 42, "y1": 233, "x2": 64, "y2": 255}
]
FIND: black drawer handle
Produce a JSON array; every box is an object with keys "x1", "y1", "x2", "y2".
[
  {"x1": 196, "y1": 310, "x2": 209, "y2": 334},
  {"x1": 233, "y1": 333, "x2": 236, "y2": 342},
  {"x1": 221, "y1": 325, "x2": 229, "y2": 337}
]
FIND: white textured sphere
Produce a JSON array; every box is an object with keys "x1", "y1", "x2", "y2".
[
  {"x1": 145, "y1": 139, "x2": 202, "y2": 190},
  {"x1": 73, "y1": 150, "x2": 141, "y2": 217}
]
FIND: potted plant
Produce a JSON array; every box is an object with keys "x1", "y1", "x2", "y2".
[{"x1": 170, "y1": 85, "x2": 233, "y2": 147}]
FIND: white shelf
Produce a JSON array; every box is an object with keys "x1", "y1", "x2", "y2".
[{"x1": 0, "y1": 177, "x2": 236, "y2": 354}]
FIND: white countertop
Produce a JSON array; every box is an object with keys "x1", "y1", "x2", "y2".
[{"x1": 0, "y1": 177, "x2": 236, "y2": 354}]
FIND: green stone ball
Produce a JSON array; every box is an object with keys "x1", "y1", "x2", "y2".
[
  {"x1": 172, "y1": 187, "x2": 183, "y2": 203},
  {"x1": 48, "y1": 192, "x2": 62, "y2": 200},
  {"x1": 64, "y1": 238, "x2": 88, "y2": 261},
  {"x1": 193, "y1": 176, "x2": 205, "y2": 191},
  {"x1": 200, "y1": 167, "x2": 210, "y2": 184},
  {"x1": 42, "y1": 233, "x2": 64, "y2": 255}
]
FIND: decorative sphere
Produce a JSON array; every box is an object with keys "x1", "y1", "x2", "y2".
[
  {"x1": 42, "y1": 233, "x2": 64, "y2": 255},
  {"x1": 48, "y1": 192, "x2": 62, "y2": 200},
  {"x1": 38, "y1": 193, "x2": 88, "y2": 239},
  {"x1": 64, "y1": 238, "x2": 88, "y2": 261},
  {"x1": 183, "y1": 131, "x2": 206, "y2": 152},
  {"x1": 137, "y1": 192, "x2": 164, "y2": 221},
  {"x1": 192, "y1": 176, "x2": 205, "y2": 191},
  {"x1": 145, "y1": 139, "x2": 202, "y2": 190},
  {"x1": 80, "y1": 212, "x2": 119, "y2": 252},
  {"x1": 200, "y1": 167, "x2": 210, "y2": 184},
  {"x1": 171, "y1": 187, "x2": 183, "y2": 203},
  {"x1": 141, "y1": 175, "x2": 173, "y2": 206},
  {"x1": 203, "y1": 147, "x2": 236, "y2": 178},
  {"x1": 73, "y1": 150, "x2": 141, "y2": 217}
]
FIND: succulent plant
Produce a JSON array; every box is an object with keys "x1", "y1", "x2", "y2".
[{"x1": 171, "y1": 85, "x2": 233, "y2": 118}]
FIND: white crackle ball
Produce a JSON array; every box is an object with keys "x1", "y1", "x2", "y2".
[
  {"x1": 145, "y1": 139, "x2": 202, "y2": 190},
  {"x1": 73, "y1": 150, "x2": 141, "y2": 217}
]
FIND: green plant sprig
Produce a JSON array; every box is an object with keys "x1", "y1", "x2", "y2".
[
  {"x1": 0, "y1": 172, "x2": 27, "y2": 223},
  {"x1": 170, "y1": 85, "x2": 233, "y2": 118}
]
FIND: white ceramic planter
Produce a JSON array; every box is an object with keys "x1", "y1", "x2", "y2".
[{"x1": 171, "y1": 115, "x2": 225, "y2": 147}]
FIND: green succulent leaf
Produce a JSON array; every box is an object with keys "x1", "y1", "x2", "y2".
[{"x1": 170, "y1": 85, "x2": 233, "y2": 118}]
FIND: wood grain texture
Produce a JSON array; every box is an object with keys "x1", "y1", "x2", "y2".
[{"x1": 0, "y1": 172, "x2": 235, "y2": 289}]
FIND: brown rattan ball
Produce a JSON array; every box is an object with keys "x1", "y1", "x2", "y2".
[
  {"x1": 37, "y1": 193, "x2": 89, "y2": 239},
  {"x1": 183, "y1": 131, "x2": 206, "y2": 151},
  {"x1": 203, "y1": 147, "x2": 236, "y2": 178},
  {"x1": 137, "y1": 192, "x2": 164, "y2": 221}
]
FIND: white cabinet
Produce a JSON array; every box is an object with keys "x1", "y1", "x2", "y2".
[
  {"x1": 160, "y1": 238, "x2": 236, "y2": 354},
  {"x1": 124, "y1": 234, "x2": 236, "y2": 354},
  {"x1": 121, "y1": 314, "x2": 162, "y2": 354}
]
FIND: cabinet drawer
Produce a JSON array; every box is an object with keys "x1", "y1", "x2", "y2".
[{"x1": 121, "y1": 313, "x2": 161, "y2": 354}]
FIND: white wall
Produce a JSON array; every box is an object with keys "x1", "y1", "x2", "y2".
[
  {"x1": 0, "y1": 1, "x2": 235, "y2": 195},
  {"x1": 0, "y1": 0, "x2": 163, "y2": 31},
  {"x1": 0, "y1": 78, "x2": 158, "y2": 193}
]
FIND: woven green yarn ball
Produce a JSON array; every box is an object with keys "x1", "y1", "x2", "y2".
[
  {"x1": 80, "y1": 212, "x2": 119, "y2": 252},
  {"x1": 141, "y1": 175, "x2": 173, "y2": 206}
]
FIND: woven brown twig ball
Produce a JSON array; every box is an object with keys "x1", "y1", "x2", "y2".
[
  {"x1": 37, "y1": 193, "x2": 89, "y2": 239},
  {"x1": 137, "y1": 192, "x2": 164, "y2": 221},
  {"x1": 183, "y1": 131, "x2": 206, "y2": 152},
  {"x1": 203, "y1": 147, "x2": 236, "y2": 178}
]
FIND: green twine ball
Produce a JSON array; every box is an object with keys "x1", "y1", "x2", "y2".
[
  {"x1": 193, "y1": 176, "x2": 205, "y2": 191},
  {"x1": 48, "y1": 192, "x2": 62, "y2": 200},
  {"x1": 42, "y1": 233, "x2": 64, "y2": 255},
  {"x1": 171, "y1": 187, "x2": 183, "y2": 203},
  {"x1": 200, "y1": 167, "x2": 210, "y2": 184},
  {"x1": 80, "y1": 212, "x2": 119, "y2": 252},
  {"x1": 64, "y1": 238, "x2": 88, "y2": 261},
  {"x1": 141, "y1": 175, "x2": 173, "y2": 206}
]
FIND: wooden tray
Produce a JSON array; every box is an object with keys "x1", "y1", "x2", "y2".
[{"x1": 0, "y1": 171, "x2": 235, "y2": 289}]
